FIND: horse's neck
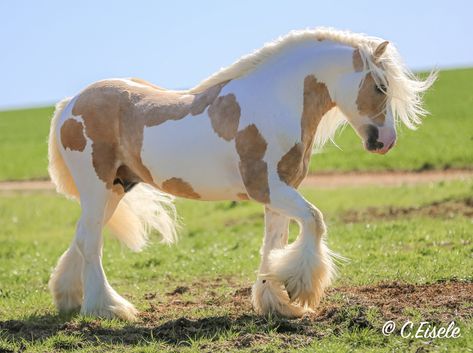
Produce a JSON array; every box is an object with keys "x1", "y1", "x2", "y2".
[{"x1": 236, "y1": 41, "x2": 353, "y2": 108}]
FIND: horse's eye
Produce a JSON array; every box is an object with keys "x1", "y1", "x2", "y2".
[{"x1": 375, "y1": 84, "x2": 387, "y2": 94}]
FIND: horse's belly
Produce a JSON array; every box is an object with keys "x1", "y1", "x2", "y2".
[{"x1": 141, "y1": 115, "x2": 245, "y2": 201}]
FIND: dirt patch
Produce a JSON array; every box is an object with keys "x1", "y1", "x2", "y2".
[
  {"x1": 341, "y1": 197, "x2": 473, "y2": 223},
  {"x1": 167, "y1": 286, "x2": 190, "y2": 296},
  {"x1": 1, "y1": 170, "x2": 472, "y2": 193},
  {"x1": 1, "y1": 279, "x2": 471, "y2": 351},
  {"x1": 319, "y1": 279, "x2": 473, "y2": 324},
  {"x1": 303, "y1": 169, "x2": 473, "y2": 188}
]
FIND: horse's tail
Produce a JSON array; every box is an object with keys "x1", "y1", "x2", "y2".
[
  {"x1": 106, "y1": 185, "x2": 179, "y2": 250},
  {"x1": 48, "y1": 98, "x2": 179, "y2": 252},
  {"x1": 48, "y1": 97, "x2": 79, "y2": 199}
]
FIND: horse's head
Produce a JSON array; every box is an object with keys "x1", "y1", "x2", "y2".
[{"x1": 334, "y1": 41, "x2": 399, "y2": 155}]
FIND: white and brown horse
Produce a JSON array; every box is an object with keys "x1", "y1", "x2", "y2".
[{"x1": 48, "y1": 28, "x2": 436, "y2": 320}]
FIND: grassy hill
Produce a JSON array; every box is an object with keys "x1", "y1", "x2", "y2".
[{"x1": 0, "y1": 68, "x2": 472, "y2": 181}]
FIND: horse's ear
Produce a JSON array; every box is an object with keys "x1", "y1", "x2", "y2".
[{"x1": 373, "y1": 41, "x2": 389, "y2": 61}]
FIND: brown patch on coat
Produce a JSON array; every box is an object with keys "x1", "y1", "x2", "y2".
[
  {"x1": 277, "y1": 76, "x2": 335, "y2": 187},
  {"x1": 352, "y1": 48, "x2": 364, "y2": 72},
  {"x1": 72, "y1": 81, "x2": 150, "y2": 188},
  {"x1": 71, "y1": 79, "x2": 228, "y2": 188},
  {"x1": 356, "y1": 73, "x2": 386, "y2": 125},
  {"x1": 161, "y1": 177, "x2": 201, "y2": 199},
  {"x1": 208, "y1": 93, "x2": 241, "y2": 141},
  {"x1": 237, "y1": 193, "x2": 249, "y2": 201},
  {"x1": 144, "y1": 81, "x2": 227, "y2": 127},
  {"x1": 277, "y1": 143, "x2": 304, "y2": 186},
  {"x1": 143, "y1": 91, "x2": 195, "y2": 127},
  {"x1": 235, "y1": 124, "x2": 270, "y2": 203},
  {"x1": 60, "y1": 119, "x2": 87, "y2": 152},
  {"x1": 190, "y1": 81, "x2": 229, "y2": 116}
]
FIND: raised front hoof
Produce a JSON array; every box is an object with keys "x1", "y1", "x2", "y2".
[
  {"x1": 267, "y1": 244, "x2": 334, "y2": 310},
  {"x1": 284, "y1": 277, "x2": 326, "y2": 309},
  {"x1": 251, "y1": 279, "x2": 309, "y2": 318}
]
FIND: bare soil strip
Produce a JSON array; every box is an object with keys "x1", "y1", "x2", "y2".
[
  {"x1": 1, "y1": 279, "x2": 471, "y2": 349},
  {"x1": 320, "y1": 279, "x2": 473, "y2": 323},
  {"x1": 341, "y1": 196, "x2": 473, "y2": 222},
  {"x1": 302, "y1": 169, "x2": 473, "y2": 188},
  {"x1": 0, "y1": 170, "x2": 472, "y2": 192}
]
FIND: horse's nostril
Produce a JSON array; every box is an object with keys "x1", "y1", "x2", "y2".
[
  {"x1": 366, "y1": 139, "x2": 383, "y2": 151},
  {"x1": 363, "y1": 125, "x2": 382, "y2": 151}
]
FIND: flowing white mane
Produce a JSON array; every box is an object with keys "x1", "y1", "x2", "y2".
[
  {"x1": 190, "y1": 27, "x2": 375, "y2": 94},
  {"x1": 190, "y1": 27, "x2": 437, "y2": 149}
]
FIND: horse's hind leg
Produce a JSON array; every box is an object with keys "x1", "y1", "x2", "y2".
[
  {"x1": 48, "y1": 136, "x2": 136, "y2": 319},
  {"x1": 75, "y1": 185, "x2": 137, "y2": 320},
  {"x1": 264, "y1": 182, "x2": 335, "y2": 311},
  {"x1": 49, "y1": 242, "x2": 84, "y2": 312},
  {"x1": 252, "y1": 207, "x2": 306, "y2": 317},
  {"x1": 49, "y1": 191, "x2": 123, "y2": 314}
]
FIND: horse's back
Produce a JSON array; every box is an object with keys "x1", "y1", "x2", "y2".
[{"x1": 56, "y1": 78, "x2": 247, "y2": 200}]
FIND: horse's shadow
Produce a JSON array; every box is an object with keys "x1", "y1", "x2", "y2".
[{"x1": 0, "y1": 311, "x2": 315, "y2": 347}]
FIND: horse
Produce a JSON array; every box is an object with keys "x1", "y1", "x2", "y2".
[{"x1": 47, "y1": 27, "x2": 436, "y2": 320}]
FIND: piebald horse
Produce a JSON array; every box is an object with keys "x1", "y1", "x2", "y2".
[{"x1": 48, "y1": 28, "x2": 436, "y2": 320}]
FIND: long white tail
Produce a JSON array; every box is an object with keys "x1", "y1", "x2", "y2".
[{"x1": 48, "y1": 98, "x2": 179, "y2": 252}]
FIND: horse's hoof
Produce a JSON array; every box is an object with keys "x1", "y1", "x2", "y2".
[{"x1": 252, "y1": 279, "x2": 308, "y2": 318}]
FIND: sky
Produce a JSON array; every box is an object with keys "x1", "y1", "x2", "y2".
[{"x1": 0, "y1": 0, "x2": 471, "y2": 109}]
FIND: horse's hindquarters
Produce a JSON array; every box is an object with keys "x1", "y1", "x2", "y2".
[{"x1": 141, "y1": 114, "x2": 247, "y2": 201}]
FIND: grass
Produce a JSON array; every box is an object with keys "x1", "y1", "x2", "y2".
[
  {"x1": 0, "y1": 106, "x2": 53, "y2": 181},
  {"x1": 0, "y1": 66, "x2": 471, "y2": 352},
  {"x1": 0, "y1": 68, "x2": 472, "y2": 181},
  {"x1": 1, "y1": 180, "x2": 472, "y2": 352}
]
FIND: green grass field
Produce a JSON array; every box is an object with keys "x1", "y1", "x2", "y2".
[
  {"x1": 1, "y1": 181, "x2": 472, "y2": 352},
  {"x1": 0, "y1": 67, "x2": 472, "y2": 352},
  {"x1": 0, "y1": 68, "x2": 472, "y2": 181}
]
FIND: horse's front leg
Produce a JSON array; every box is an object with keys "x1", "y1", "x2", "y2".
[
  {"x1": 252, "y1": 207, "x2": 306, "y2": 317},
  {"x1": 265, "y1": 183, "x2": 336, "y2": 311}
]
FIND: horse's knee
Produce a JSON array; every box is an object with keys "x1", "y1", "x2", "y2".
[{"x1": 299, "y1": 205, "x2": 326, "y2": 237}]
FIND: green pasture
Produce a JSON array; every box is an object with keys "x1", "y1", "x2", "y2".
[
  {"x1": 0, "y1": 67, "x2": 472, "y2": 352},
  {"x1": 0, "y1": 68, "x2": 472, "y2": 181},
  {"x1": 1, "y1": 180, "x2": 472, "y2": 352}
]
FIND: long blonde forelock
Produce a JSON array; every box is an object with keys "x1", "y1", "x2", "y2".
[{"x1": 359, "y1": 41, "x2": 438, "y2": 130}]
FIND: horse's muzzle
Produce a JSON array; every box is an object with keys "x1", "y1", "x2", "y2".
[{"x1": 363, "y1": 125, "x2": 396, "y2": 155}]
